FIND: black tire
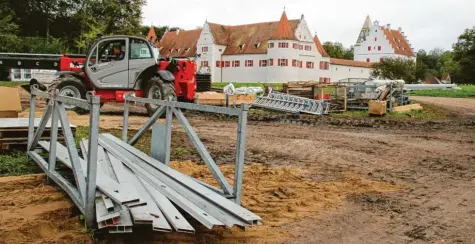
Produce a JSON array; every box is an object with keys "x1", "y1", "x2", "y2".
[
  {"x1": 144, "y1": 76, "x2": 177, "y2": 116},
  {"x1": 56, "y1": 77, "x2": 88, "y2": 114}
]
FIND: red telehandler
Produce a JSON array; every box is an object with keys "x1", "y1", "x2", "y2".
[{"x1": 0, "y1": 35, "x2": 201, "y2": 115}]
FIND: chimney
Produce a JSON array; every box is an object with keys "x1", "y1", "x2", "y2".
[
  {"x1": 374, "y1": 20, "x2": 380, "y2": 26},
  {"x1": 398, "y1": 27, "x2": 402, "y2": 32},
  {"x1": 386, "y1": 24, "x2": 391, "y2": 29},
  {"x1": 176, "y1": 29, "x2": 180, "y2": 35}
]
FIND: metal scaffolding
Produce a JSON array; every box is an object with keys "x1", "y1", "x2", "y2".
[
  {"x1": 27, "y1": 88, "x2": 260, "y2": 233},
  {"x1": 122, "y1": 94, "x2": 249, "y2": 204}
]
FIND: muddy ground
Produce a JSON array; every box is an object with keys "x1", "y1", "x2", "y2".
[{"x1": 1, "y1": 87, "x2": 475, "y2": 243}]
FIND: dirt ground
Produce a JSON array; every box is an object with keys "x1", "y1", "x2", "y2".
[
  {"x1": 411, "y1": 96, "x2": 475, "y2": 116},
  {"x1": 2, "y1": 86, "x2": 475, "y2": 243}
]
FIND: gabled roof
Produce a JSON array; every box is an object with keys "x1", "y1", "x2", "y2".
[
  {"x1": 152, "y1": 12, "x2": 301, "y2": 57},
  {"x1": 381, "y1": 27, "x2": 416, "y2": 57},
  {"x1": 208, "y1": 17, "x2": 300, "y2": 55},
  {"x1": 146, "y1": 27, "x2": 157, "y2": 43},
  {"x1": 314, "y1": 35, "x2": 329, "y2": 57},
  {"x1": 330, "y1": 58, "x2": 375, "y2": 68},
  {"x1": 157, "y1": 29, "x2": 202, "y2": 58},
  {"x1": 270, "y1": 11, "x2": 297, "y2": 40},
  {"x1": 424, "y1": 75, "x2": 443, "y2": 84},
  {"x1": 441, "y1": 73, "x2": 451, "y2": 81}
]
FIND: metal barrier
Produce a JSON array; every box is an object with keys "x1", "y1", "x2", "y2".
[
  {"x1": 122, "y1": 94, "x2": 249, "y2": 204},
  {"x1": 27, "y1": 85, "x2": 101, "y2": 228}
]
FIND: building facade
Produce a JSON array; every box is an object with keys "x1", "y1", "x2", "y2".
[
  {"x1": 354, "y1": 16, "x2": 416, "y2": 63},
  {"x1": 151, "y1": 12, "x2": 375, "y2": 83}
]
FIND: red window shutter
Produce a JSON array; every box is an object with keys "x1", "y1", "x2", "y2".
[
  {"x1": 251, "y1": 60, "x2": 253, "y2": 66},
  {"x1": 368, "y1": 46, "x2": 371, "y2": 51},
  {"x1": 378, "y1": 46, "x2": 381, "y2": 51},
  {"x1": 221, "y1": 61, "x2": 224, "y2": 67},
  {"x1": 216, "y1": 61, "x2": 220, "y2": 67},
  {"x1": 285, "y1": 59, "x2": 288, "y2": 66},
  {"x1": 259, "y1": 60, "x2": 262, "y2": 67},
  {"x1": 375, "y1": 37, "x2": 377, "y2": 41},
  {"x1": 366, "y1": 58, "x2": 370, "y2": 62}
]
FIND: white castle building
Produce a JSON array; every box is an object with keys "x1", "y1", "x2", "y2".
[
  {"x1": 147, "y1": 12, "x2": 414, "y2": 83},
  {"x1": 354, "y1": 16, "x2": 416, "y2": 63}
]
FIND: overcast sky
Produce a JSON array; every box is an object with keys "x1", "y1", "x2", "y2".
[{"x1": 142, "y1": 0, "x2": 473, "y2": 51}]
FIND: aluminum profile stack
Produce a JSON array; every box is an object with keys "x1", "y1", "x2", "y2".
[
  {"x1": 27, "y1": 87, "x2": 261, "y2": 234},
  {"x1": 36, "y1": 134, "x2": 261, "y2": 233},
  {"x1": 252, "y1": 90, "x2": 330, "y2": 115}
]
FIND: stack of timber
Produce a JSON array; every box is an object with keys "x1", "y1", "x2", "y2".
[
  {"x1": 37, "y1": 134, "x2": 261, "y2": 234},
  {"x1": 195, "y1": 92, "x2": 257, "y2": 106},
  {"x1": 392, "y1": 103, "x2": 423, "y2": 113},
  {"x1": 0, "y1": 118, "x2": 75, "y2": 150}
]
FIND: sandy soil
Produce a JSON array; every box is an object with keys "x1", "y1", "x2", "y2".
[
  {"x1": 411, "y1": 96, "x2": 475, "y2": 116},
  {"x1": 5, "y1": 85, "x2": 475, "y2": 243}
]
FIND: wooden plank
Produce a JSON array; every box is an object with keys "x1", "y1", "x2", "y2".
[
  {"x1": 196, "y1": 92, "x2": 256, "y2": 106},
  {"x1": 392, "y1": 104, "x2": 423, "y2": 113}
]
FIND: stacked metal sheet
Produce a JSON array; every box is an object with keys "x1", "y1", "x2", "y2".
[
  {"x1": 38, "y1": 133, "x2": 261, "y2": 234},
  {"x1": 252, "y1": 90, "x2": 330, "y2": 115}
]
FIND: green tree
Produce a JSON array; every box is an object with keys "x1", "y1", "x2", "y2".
[
  {"x1": 371, "y1": 58, "x2": 417, "y2": 83},
  {"x1": 453, "y1": 27, "x2": 475, "y2": 84},
  {"x1": 323, "y1": 42, "x2": 354, "y2": 59}
]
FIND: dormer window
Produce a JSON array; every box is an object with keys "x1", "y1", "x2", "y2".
[
  {"x1": 239, "y1": 44, "x2": 245, "y2": 50},
  {"x1": 177, "y1": 49, "x2": 181, "y2": 53},
  {"x1": 254, "y1": 43, "x2": 260, "y2": 48},
  {"x1": 185, "y1": 48, "x2": 190, "y2": 52}
]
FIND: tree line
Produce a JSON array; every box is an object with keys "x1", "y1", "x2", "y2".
[
  {"x1": 0, "y1": 0, "x2": 178, "y2": 54},
  {"x1": 323, "y1": 27, "x2": 475, "y2": 84}
]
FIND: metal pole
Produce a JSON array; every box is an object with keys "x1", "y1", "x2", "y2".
[
  {"x1": 27, "y1": 91, "x2": 37, "y2": 151},
  {"x1": 85, "y1": 94, "x2": 101, "y2": 228},
  {"x1": 233, "y1": 105, "x2": 248, "y2": 205},
  {"x1": 122, "y1": 99, "x2": 129, "y2": 142},
  {"x1": 47, "y1": 91, "x2": 59, "y2": 184},
  {"x1": 163, "y1": 106, "x2": 173, "y2": 165}
]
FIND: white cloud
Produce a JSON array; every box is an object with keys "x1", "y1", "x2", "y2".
[{"x1": 142, "y1": 0, "x2": 474, "y2": 51}]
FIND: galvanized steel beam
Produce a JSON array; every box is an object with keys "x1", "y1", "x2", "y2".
[
  {"x1": 101, "y1": 134, "x2": 261, "y2": 225},
  {"x1": 171, "y1": 108, "x2": 233, "y2": 196},
  {"x1": 128, "y1": 105, "x2": 165, "y2": 146},
  {"x1": 125, "y1": 94, "x2": 242, "y2": 116}
]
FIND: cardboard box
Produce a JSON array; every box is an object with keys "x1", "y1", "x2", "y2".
[
  {"x1": 368, "y1": 100, "x2": 387, "y2": 116},
  {"x1": 0, "y1": 87, "x2": 22, "y2": 118}
]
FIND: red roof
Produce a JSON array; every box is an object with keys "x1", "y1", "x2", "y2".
[
  {"x1": 314, "y1": 35, "x2": 329, "y2": 57},
  {"x1": 153, "y1": 12, "x2": 301, "y2": 57},
  {"x1": 381, "y1": 27, "x2": 416, "y2": 57},
  {"x1": 270, "y1": 12, "x2": 297, "y2": 40},
  {"x1": 146, "y1": 27, "x2": 157, "y2": 43},
  {"x1": 158, "y1": 29, "x2": 202, "y2": 58},
  {"x1": 330, "y1": 58, "x2": 375, "y2": 68}
]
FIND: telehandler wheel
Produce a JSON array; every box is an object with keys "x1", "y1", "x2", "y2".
[
  {"x1": 55, "y1": 78, "x2": 88, "y2": 114},
  {"x1": 144, "y1": 76, "x2": 177, "y2": 116}
]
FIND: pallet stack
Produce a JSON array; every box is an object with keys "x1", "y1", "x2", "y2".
[{"x1": 0, "y1": 118, "x2": 75, "y2": 150}]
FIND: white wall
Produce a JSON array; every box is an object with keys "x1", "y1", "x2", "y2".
[
  {"x1": 329, "y1": 64, "x2": 372, "y2": 82},
  {"x1": 354, "y1": 23, "x2": 416, "y2": 63},
  {"x1": 221, "y1": 54, "x2": 268, "y2": 83}
]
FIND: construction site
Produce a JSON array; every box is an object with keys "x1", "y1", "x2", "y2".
[
  {"x1": 0, "y1": 11, "x2": 474, "y2": 242},
  {"x1": 0, "y1": 76, "x2": 472, "y2": 243}
]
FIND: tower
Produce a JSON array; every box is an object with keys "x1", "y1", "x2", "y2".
[{"x1": 355, "y1": 15, "x2": 372, "y2": 46}]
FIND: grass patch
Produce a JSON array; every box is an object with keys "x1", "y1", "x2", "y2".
[
  {"x1": 329, "y1": 103, "x2": 448, "y2": 121},
  {"x1": 0, "y1": 81, "x2": 29, "y2": 87},
  {"x1": 75, "y1": 126, "x2": 90, "y2": 145},
  {"x1": 212, "y1": 82, "x2": 283, "y2": 91},
  {"x1": 0, "y1": 152, "x2": 40, "y2": 176},
  {"x1": 407, "y1": 85, "x2": 475, "y2": 98}
]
